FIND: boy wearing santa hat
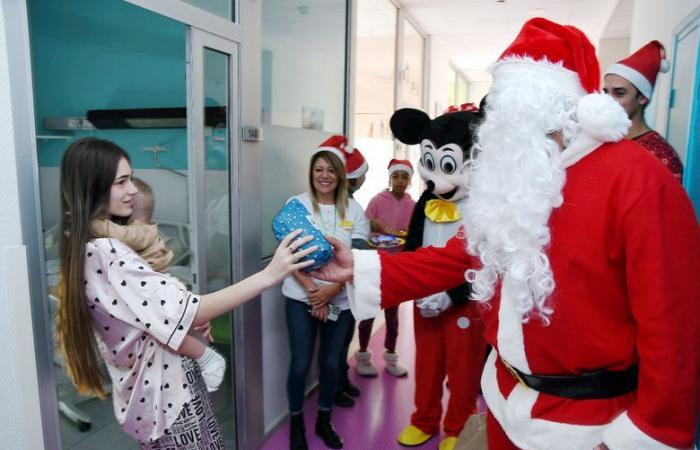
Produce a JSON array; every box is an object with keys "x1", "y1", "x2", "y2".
[
  {"x1": 314, "y1": 18, "x2": 699, "y2": 449},
  {"x1": 604, "y1": 41, "x2": 684, "y2": 182}
]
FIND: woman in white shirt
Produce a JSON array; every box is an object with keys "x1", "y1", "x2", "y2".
[
  {"x1": 282, "y1": 149, "x2": 369, "y2": 450},
  {"x1": 57, "y1": 137, "x2": 315, "y2": 448}
]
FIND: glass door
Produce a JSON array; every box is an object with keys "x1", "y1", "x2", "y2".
[
  {"x1": 27, "y1": 1, "x2": 191, "y2": 448},
  {"x1": 26, "y1": 0, "x2": 242, "y2": 447},
  {"x1": 187, "y1": 27, "x2": 240, "y2": 446}
]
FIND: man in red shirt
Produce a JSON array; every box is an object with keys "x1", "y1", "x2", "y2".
[
  {"x1": 604, "y1": 41, "x2": 684, "y2": 182},
  {"x1": 315, "y1": 18, "x2": 700, "y2": 449}
]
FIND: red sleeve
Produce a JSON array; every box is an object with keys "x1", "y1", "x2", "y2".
[
  {"x1": 611, "y1": 181, "x2": 700, "y2": 447},
  {"x1": 379, "y1": 230, "x2": 476, "y2": 308}
]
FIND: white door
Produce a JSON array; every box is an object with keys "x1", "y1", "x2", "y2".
[{"x1": 666, "y1": 20, "x2": 699, "y2": 165}]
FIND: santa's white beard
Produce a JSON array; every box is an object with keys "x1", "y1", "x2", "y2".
[{"x1": 463, "y1": 75, "x2": 580, "y2": 323}]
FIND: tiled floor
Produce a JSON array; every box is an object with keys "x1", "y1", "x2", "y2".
[{"x1": 260, "y1": 303, "x2": 481, "y2": 450}]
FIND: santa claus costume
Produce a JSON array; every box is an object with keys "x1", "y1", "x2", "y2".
[
  {"x1": 339, "y1": 18, "x2": 700, "y2": 450},
  {"x1": 388, "y1": 107, "x2": 486, "y2": 450}
]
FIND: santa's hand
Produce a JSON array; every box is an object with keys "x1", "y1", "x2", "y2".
[
  {"x1": 415, "y1": 292, "x2": 452, "y2": 318},
  {"x1": 310, "y1": 236, "x2": 354, "y2": 283}
]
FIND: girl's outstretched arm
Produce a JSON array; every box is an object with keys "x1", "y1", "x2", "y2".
[{"x1": 193, "y1": 230, "x2": 316, "y2": 325}]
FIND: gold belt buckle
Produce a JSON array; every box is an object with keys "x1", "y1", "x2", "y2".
[{"x1": 501, "y1": 357, "x2": 530, "y2": 390}]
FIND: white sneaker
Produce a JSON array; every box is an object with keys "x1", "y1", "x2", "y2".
[
  {"x1": 196, "y1": 347, "x2": 226, "y2": 392},
  {"x1": 354, "y1": 350, "x2": 378, "y2": 377},
  {"x1": 383, "y1": 351, "x2": 408, "y2": 377}
]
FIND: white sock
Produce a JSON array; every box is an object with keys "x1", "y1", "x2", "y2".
[{"x1": 196, "y1": 346, "x2": 226, "y2": 392}]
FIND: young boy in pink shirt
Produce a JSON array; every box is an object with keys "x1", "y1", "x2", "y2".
[{"x1": 355, "y1": 159, "x2": 416, "y2": 376}]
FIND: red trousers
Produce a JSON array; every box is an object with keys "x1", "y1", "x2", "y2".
[{"x1": 410, "y1": 302, "x2": 486, "y2": 436}]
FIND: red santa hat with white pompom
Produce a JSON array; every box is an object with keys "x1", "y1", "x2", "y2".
[
  {"x1": 492, "y1": 18, "x2": 631, "y2": 166},
  {"x1": 605, "y1": 40, "x2": 670, "y2": 100},
  {"x1": 316, "y1": 135, "x2": 368, "y2": 179}
]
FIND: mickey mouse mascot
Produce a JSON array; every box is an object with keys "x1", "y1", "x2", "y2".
[{"x1": 391, "y1": 105, "x2": 487, "y2": 450}]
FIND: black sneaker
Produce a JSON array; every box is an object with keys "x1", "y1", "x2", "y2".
[
  {"x1": 333, "y1": 391, "x2": 355, "y2": 407},
  {"x1": 342, "y1": 381, "x2": 361, "y2": 397}
]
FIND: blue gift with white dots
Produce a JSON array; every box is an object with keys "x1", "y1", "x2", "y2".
[{"x1": 272, "y1": 199, "x2": 333, "y2": 272}]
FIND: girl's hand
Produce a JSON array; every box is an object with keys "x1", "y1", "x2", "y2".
[
  {"x1": 265, "y1": 230, "x2": 317, "y2": 284},
  {"x1": 310, "y1": 305, "x2": 328, "y2": 322},
  {"x1": 310, "y1": 236, "x2": 354, "y2": 283},
  {"x1": 308, "y1": 284, "x2": 341, "y2": 308}
]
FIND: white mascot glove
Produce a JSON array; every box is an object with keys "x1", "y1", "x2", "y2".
[{"x1": 415, "y1": 292, "x2": 453, "y2": 318}]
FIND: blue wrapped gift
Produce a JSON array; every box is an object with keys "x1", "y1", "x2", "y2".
[{"x1": 272, "y1": 198, "x2": 333, "y2": 272}]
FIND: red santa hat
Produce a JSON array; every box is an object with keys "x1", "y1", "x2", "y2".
[
  {"x1": 316, "y1": 135, "x2": 368, "y2": 179},
  {"x1": 605, "y1": 40, "x2": 670, "y2": 99},
  {"x1": 316, "y1": 135, "x2": 349, "y2": 162},
  {"x1": 387, "y1": 159, "x2": 413, "y2": 177},
  {"x1": 346, "y1": 148, "x2": 368, "y2": 179},
  {"x1": 493, "y1": 18, "x2": 629, "y2": 146}
]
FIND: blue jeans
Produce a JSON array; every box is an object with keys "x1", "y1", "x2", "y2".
[
  {"x1": 337, "y1": 315, "x2": 356, "y2": 392},
  {"x1": 285, "y1": 297, "x2": 354, "y2": 412}
]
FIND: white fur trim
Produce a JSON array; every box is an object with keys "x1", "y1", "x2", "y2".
[
  {"x1": 560, "y1": 133, "x2": 603, "y2": 168},
  {"x1": 316, "y1": 146, "x2": 346, "y2": 163},
  {"x1": 606, "y1": 63, "x2": 653, "y2": 99},
  {"x1": 497, "y1": 274, "x2": 530, "y2": 373},
  {"x1": 482, "y1": 352, "x2": 608, "y2": 450},
  {"x1": 388, "y1": 163, "x2": 413, "y2": 178},
  {"x1": 347, "y1": 249, "x2": 382, "y2": 320},
  {"x1": 346, "y1": 159, "x2": 368, "y2": 179},
  {"x1": 576, "y1": 93, "x2": 631, "y2": 143},
  {"x1": 602, "y1": 412, "x2": 677, "y2": 450},
  {"x1": 561, "y1": 94, "x2": 630, "y2": 168},
  {"x1": 491, "y1": 56, "x2": 587, "y2": 99}
]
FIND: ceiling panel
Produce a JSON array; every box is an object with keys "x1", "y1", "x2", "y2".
[{"x1": 398, "y1": 0, "x2": 627, "y2": 81}]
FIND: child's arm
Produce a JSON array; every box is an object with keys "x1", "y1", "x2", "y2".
[
  {"x1": 177, "y1": 334, "x2": 207, "y2": 359},
  {"x1": 91, "y1": 219, "x2": 160, "y2": 251}
]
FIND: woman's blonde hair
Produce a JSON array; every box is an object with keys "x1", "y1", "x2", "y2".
[{"x1": 308, "y1": 151, "x2": 348, "y2": 220}]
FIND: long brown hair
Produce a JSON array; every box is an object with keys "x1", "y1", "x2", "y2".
[
  {"x1": 58, "y1": 137, "x2": 130, "y2": 398},
  {"x1": 308, "y1": 151, "x2": 349, "y2": 220}
]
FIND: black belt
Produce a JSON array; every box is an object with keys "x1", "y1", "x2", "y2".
[{"x1": 501, "y1": 358, "x2": 638, "y2": 400}]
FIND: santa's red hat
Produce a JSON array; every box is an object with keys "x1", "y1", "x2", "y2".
[
  {"x1": 605, "y1": 40, "x2": 669, "y2": 99},
  {"x1": 316, "y1": 135, "x2": 368, "y2": 179},
  {"x1": 387, "y1": 159, "x2": 413, "y2": 178},
  {"x1": 346, "y1": 148, "x2": 368, "y2": 179},
  {"x1": 492, "y1": 18, "x2": 629, "y2": 149}
]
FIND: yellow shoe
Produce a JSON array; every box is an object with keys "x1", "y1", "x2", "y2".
[
  {"x1": 397, "y1": 424, "x2": 433, "y2": 446},
  {"x1": 438, "y1": 436, "x2": 458, "y2": 450}
]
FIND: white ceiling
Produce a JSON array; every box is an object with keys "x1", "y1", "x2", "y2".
[{"x1": 398, "y1": 0, "x2": 631, "y2": 82}]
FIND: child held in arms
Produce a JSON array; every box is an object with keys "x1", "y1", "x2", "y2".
[{"x1": 91, "y1": 177, "x2": 226, "y2": 392}]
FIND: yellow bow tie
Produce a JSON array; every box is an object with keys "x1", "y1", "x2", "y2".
[{"x1": 425, "y1": 199, "x2": 461, "y2": 223}]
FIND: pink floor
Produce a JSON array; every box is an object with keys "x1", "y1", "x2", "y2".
[{"x1": 260, "y1": 304, "x2": 485, "y2": 450}]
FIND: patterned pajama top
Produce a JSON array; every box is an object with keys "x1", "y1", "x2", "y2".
[{"x1": 83, "y1": 238, "x2": 201, "y2": 443}]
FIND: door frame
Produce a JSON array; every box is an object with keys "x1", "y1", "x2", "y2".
[
  {"x1": 5, "y1": 0, "x2": 264, "y2": 448},
  {"x1": 666, "y1": 6, "x2": 700, "y2": 206}
]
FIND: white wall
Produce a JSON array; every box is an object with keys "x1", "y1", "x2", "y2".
[
  {"x1": 629, "y1": 0, "x2": 699, "y2": 132},
  {"x1": 0, "y1": 2, "x2": 45, "y2": 448},
  {"x1": 262, "y1": 38, "x2": 345, "y2": 133},
  {"x1": 426, "y1": 35, "x2": 451, "y2": 117},
  {"x1": 466, "y1": 80, "x2": 491, "y2": 105},
  {"x1": 598, "y1": 37, "x2": 631, "y2": 82}
]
